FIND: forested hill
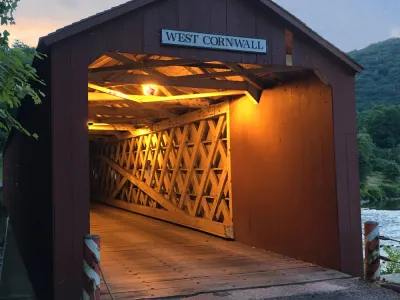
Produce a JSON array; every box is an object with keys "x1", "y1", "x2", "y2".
[{"x1": 348, "y1": 38, "x2": 400, "y2": 111}]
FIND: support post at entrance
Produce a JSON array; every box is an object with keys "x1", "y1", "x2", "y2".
[
  {"x1": 83, "y1": 234, "x2": 101, "y2": 300},
  {"x1": 364, "y1": 221, "x2": 380, "y2": 281}
]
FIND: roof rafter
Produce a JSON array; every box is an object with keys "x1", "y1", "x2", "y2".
[
  {"x1": 224, "y1": 63, "x2": 264, "y2": 90},
  {"x1": 88, "y1": 84, "x2": 245, "y2": 103},
  {"x1": 105, "y1": 52, "x2": 176, "y2": 97},
  {"x1": 89, "y1": 117, "x2": 154, "y2": 126},
  {"x1": 89, "y1": 107, "x2": 176, "y2": 119},
  {"x1": 89, "y1": 74, "x2": 250, "y2": 91},
  {"x1": 88, "y1": 58, "x2": 201, "y2": 74}
]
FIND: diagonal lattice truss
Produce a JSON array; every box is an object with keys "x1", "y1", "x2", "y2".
[{"x1": 90, "y1": 107, "x2": 233, "y2": 238}]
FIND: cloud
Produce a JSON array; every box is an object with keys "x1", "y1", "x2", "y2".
[
  {"x1": 5, "y1": 0, "x2": 129, "y2": 46},
  {"x1": 7, "y1": 17, "x2": 69, "y2": 46},
  {"x1": 58, "y1": 0, "x2": 79, "y2": 8},
  {"x1": 391, "y1": 27, "x2": 400, "y2": 38}
]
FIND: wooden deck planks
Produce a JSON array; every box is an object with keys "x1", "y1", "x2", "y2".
[{"x1": 90, "y1": 204, "x2": 349, "y2": 299}]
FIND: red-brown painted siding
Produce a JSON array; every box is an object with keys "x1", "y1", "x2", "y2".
[
  {"x1": 230, "y1": 76, "x2": 340, "y2": 270},
  {"x1": 291, "y1": 33, "x2": 363, "y2": 276}
]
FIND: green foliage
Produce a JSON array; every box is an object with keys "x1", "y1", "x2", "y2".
[
  {"x1": 359, "y1": 105, "x2": 400, "y2": 149},
  {"x1": 372, "y1": 158, "x2": 390, "y2": 173},
  {"x1": 382, "y1": 161, "x2": 400, "y2": 181},
  {"x1": 358, "y1": 133, "x2": 374, "y2": 183},
  {"x1": 379, "y1": 183, "x2": 400, "y2": 199},
  {"x1": 0, "y1": 0, "x2": 19, "y2": 46},
  {"x1": 382, "y1": 246, "x2": 400, "y2": 275},
  {"x1": 0, "y1": 0, "x2": 44, "y2": 139},
  {"x1": 349, "y1": 38, "x2": 400, "y2": 111},
  {"x1": 360, "y1": 185, "x2": 384, "y2": 203}
]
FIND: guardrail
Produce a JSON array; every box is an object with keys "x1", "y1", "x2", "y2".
[{"x1": 364, "y1": 221, "x2": 400, "y2": 281}]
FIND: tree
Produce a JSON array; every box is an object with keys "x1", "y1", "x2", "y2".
[
  {"x1": 349, "y1": 38, "x2": 400, "y2": 111},
  {"x1": 0, "y1": 0, "x2": 44, "y2": 138},
  {"x1": 383, "y1": 161, "x2": 400, "y2": 182},
  {"x1": 358, "y1": 133, "x2": 374, "y2": 183},
  {"x1": 361, "y1": 105, "x2": 400, "y2": 149}
]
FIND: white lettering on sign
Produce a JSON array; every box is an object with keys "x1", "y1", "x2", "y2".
[{"x1": 161, "y1": 29, "x2": 268, "y2": 54}]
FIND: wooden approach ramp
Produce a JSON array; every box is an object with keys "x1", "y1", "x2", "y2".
[{"x1": 91, "y1": 204, "x2": 350, "y2": 299}]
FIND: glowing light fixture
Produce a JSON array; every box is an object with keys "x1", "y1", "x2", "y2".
[
  {"x1": 142, "y1": 84, "x2": 159, "y2": 96},
  {"x1": 136, "y1": 128, "x2": 151, "y2": 136}
]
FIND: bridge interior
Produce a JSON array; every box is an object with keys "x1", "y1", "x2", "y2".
[
  {"x1": 87, "y1": 53, "x2": 345, "y2": 298},
  {"x1": 87, "y1": 52, "x2": 314, "y2": 239}
]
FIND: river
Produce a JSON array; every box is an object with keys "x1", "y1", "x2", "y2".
[{"x1": 361, "y1": 209, "x2": 400, "y2": 253}]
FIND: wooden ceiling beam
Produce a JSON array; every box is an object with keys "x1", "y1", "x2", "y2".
[
  {"x1": 245, "y1": 86, "x2": 263, "y2": 104},
  {"x1": 90, "y1": 117, "x2": 154, "y2": 126},
  {"x1": 88, "y1": 57, "x2": 200, "y2": 73},
  {"x1": 89, "y1": 107, "x2": 176, "y2": 119},
  {"x1": 89, "y1": 74, "x2": 249, "y2": 91},
  {"x1": 225, "y1": 63, "x2": 264, "y2": 90},
  {"x1": 173, "y1": 71, "x2": 238, "y2": 80},
  {"x1": 105, "y1": 52, "x2": 175, "y2": 97},
  {"x1": 88, "y1": 124, "x2": 138, "y2": 133},
  {"x1": 88, "y1": 92, "x2": 122, "y2": 101},
  {"x1": 88, "y1": 86, "x2": 245, "y2": 103}
]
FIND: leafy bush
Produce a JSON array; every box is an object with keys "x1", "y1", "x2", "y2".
[
  {"x1": 372, "y1": 157, "x2": 391, "y2": 172},
  {"x1": 382, "y1": 246, "x2": 400, "y2": 274},
  {"x1": 360, "y1": 185, "x2": 384, "y2": 203},
  {"x1": 379, "y1": 183, "x2": 400, "y2": 199},
  {"x1": 382, "y1": 161, "x2": 400, "y2": 181}
]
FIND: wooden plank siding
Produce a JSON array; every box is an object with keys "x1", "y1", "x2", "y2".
[
  {"x1": 229, "y1": 76, "x2": 341, "y2": 271},
  {"x1": 0, "y1": 0, "x2": 361, "y2": 298},
  {"x1": 291, "y1": 33, "x2": 362, "y2": 276}
]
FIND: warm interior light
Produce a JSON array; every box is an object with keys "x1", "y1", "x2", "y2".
[
  {"x1": 142, "y1": 84, "x2": 159, "y2": 96},
  {"x1": 136, "y1": 128, "x2": 151, "y2": 136}
]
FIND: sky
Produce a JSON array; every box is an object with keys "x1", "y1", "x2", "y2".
[{"x1": 4, "y1": 0, "x2": 400, "y2": 52}]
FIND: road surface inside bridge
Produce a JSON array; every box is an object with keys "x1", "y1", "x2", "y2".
[{"x1": 90, "y1": 204, "x2": 350, "y2": 299}]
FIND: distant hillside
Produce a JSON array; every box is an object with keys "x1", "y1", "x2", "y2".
[{"x1": 348, "y1": 38, "x2": 400, "y2": 111}]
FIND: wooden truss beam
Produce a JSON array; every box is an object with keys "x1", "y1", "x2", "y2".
[
  {"x1": 90, "y1": 59, "x2": 307, "y2": 77},
  {"x1": 174, "y1": 71, "x2": 238, "y2": 80},
  {"x1": 89, "y1": 74, "x2": 250, "y2": 91},
  {"x1": 88, "y1": 92, "x2": 121, "y2": 101},
  {"x1": 225, "y1": 63, "x2": 264, "y2": 90},
  {"x1": 88, "y1": 57, "x2": 200, "y2": 73},
  {"x1": 89, "y1": 117, "x2": 154, "y2": 126},
  {"x1": 88, "y1": 84, "x2": 245, "y2": 103},
  {"x1": 105, "y1": 53, "x2": 175, "y2": 97},
  {"x1": 90, "y1": 109, "x2": 234, "y2": 238},
  {"x1": 88, "y1": 124, "x2": 140, "y2": 134},
  {"x1": 89, "y1": 107, "x2": 176, "y2": 119},
  {"x1": 91, "y1": 100, "x2": 231, "y2": 138},
  {"x1": 152, "y1": 101, "x2": 230, "y2": 132},
  {"x1": 102, "y1": 156, "x2": 187, "y2": 215}
]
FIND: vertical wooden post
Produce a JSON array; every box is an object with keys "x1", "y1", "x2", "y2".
[
  {"x1": 364, "y1": 221, "x2": 380, "y2": 281},
  {"x1": 83, "y1": 234, "x2": 101, "y2": 300}
]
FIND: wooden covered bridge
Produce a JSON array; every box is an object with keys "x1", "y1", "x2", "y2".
[{"x1": 3, "y1": 0, "x2": 363, "y2": 299}]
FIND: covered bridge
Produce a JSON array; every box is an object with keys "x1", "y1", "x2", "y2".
[{"x1": 3, "y1": 0, "x2": 363, "y2": 299}]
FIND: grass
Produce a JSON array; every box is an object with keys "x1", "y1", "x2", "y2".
[
  {"x1": 366, "y1": 172, "x2": 384, "y2": 187},
  {"x1": 362, "y1": 172, "x2": 400, "y2": 210}
]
